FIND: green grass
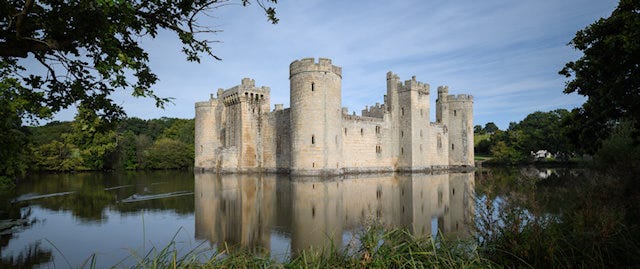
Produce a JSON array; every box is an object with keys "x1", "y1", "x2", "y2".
[
  {"x1": 129, "y1": 225, "x2": 494, "y2": 269},
  {"x1": 474, "y1": 154, "x2": 492, "y2": 161}
]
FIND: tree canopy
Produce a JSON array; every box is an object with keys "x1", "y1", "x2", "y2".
[
  {"x1": 1, "y1": 0, "x2": 277, "y2": 123},
  {"x1": 559, "y1": 0, "x2": 640, "y2": 150},
  {"x1": 0, "y1": 0, "x2": 277, "y2": 183}
]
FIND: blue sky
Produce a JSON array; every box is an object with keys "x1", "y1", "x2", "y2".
[{"x1": 52, "y1": 0, "x2": 618, "y2": 129}]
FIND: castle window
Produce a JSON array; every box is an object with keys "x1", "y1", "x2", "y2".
[
  {"x1": 200, "y1": 145, "x2": 203, "y2": 153},
  {"x1": 376, "y1": 145, "x2": 382, "y2": 154},
  {"x1": 344, "y1": 128, "x2": 348, "y2": 135},
  {"x1": 401, "y1": 147, "x2": 404, "y2": 155},
  {"x1": 437, "y1": 137, "x2": 442, "y2": 149},
  {"x1": 276, "y1": 135, "x2": 282, "y2": 154},
  {"x1": 454, "y1": 110, "x2": 457, "y2": 116},
  {"x1": 452, "y1": 143, "x2": 455, "y2": 150},
  {"x1": 312, "y1": 135, "x2": 315, "y2": 145},
  {"x1": 401, "y1": 107, "x2": 405, "y2": 116},
  {"x1": 401, "y1": 131, "x2": 404, "y2": 138},
  {"x1": 375, "y1": 126, "x2": 381, "y2": 134},
  {"x1": 311, "y1": 82, "x2": 315, "y2": 92},
  {"x1": 360, "y1": 128, "x2": 364, "y2": 136}
]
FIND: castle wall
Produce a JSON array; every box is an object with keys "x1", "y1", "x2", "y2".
[
  {"x1": 425, "y1": 123, "x2": 449, "y2": 166},
  {"x1": 397, "y1": 84, "x2": 412, "y2": 168},
  {"x1": 261, "y1": 109, "x2": 291, "y2": 171},
  {"x1": 341, "y1": 116, "x2": 393, "y2": 171}
]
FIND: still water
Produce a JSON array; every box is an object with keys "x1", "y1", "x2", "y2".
[{"x1": 1, "y1": 170, "x2": 482, "y2": 267}]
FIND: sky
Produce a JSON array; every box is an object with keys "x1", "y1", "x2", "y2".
[{"x1": 50, "y1": 0, "x2": 619, "y2": 129}]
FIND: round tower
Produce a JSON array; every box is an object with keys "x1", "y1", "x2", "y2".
[
  {"x1": 194, "y1": 93, "x2": 220, "y2": 170},
  {"x1": 289, "y1": 58, "x2": 343, "y2": 174},
  {"x1": 446, "y1": 94, "x2": 474, "y2": 166},
  {"x1": 436, "y1": 86, "x2": 449, "y2": 124}
]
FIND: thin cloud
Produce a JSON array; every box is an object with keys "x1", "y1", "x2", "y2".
[{"x1": 43, "y1": 0, "x2": 617, "y2": 129}]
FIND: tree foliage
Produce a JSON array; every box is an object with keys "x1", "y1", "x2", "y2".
[
  {"x1": 1, "y1": 0, "x2": 278, "y2": 122},
  {"x1": 559, "y1": 0, "x2": 640, "y2": 150},
  {"x1": 476, "y1": 110, "x2": 574, "y2": 163},
  {"x1": 143, "y1": 138, "x2": 193, "y2": 169},
  {"x1": 483, "y1": 122, "x2": 499, "y2": 134},
  {"x1": 511, "y1": 109, "x2": 572, "y2": 155},
  {"x1": 32, "y1": 140, "x2": 83, "y2": 171},
  {"x1": 1, "y1": 1, "x2": 277, "y2": 183},
  {"x1": 29, "y1": 116, "x2": 195, "y2": 171}
]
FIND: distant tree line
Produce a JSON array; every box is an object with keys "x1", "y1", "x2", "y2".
[
  {"x1": 475, "y1": 109, "x2": 638, "y2": 165},
  {"x1": 475, "y1": 109, "x2": 574, "y2": 164},
  {"x1": 28, "y1": 113, "x2": 194, "y2": 172}
]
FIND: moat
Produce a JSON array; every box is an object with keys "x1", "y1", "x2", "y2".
[{"x1": 1, "y1": 168, "x2": 569, "y2": 268}]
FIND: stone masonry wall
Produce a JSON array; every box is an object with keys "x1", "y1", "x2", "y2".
[
  {"x1": 195, "y1": 98, "x2": 219, "y2": 169},
  {"x1": 261, "y1": 108, "x2": 291, "y2": 171},
  {"x1": 341, "y1": 116, "x2": 393, "y2": 171},
  {"x1": 289, "y1": 58, "x2": 343, "y2": 174},
  {"x1": 446, "y1": 95, "x2": 474, "y2": 166}
]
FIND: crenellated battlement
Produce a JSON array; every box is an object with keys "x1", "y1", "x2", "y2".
[
  {"x1": 397, "y1": 75, "x2": 430, "y2": 94},
  {"x1": 437, "y1": 86, "x2": 449, "y2": 95},
  {"x1": 217, "y1": 78, "x2": 271, "y2": 106},
  {"x1": 195, "y1": 101, "x2": 214, "y2": 108},
  {"x1": 290, "y1": 57, "x2": 342, "y2": 78},
  {"x1": 361, "y1": 102, "x2": 386, "y2": 118},
  {"x1": 342, "y1": 114, "x2": 385, "y2": 122},
  {"x1": 386, "y1": 71, "x2": 400, "y2": 81},
  {"x1": 447, "y1": 94, "x2": 474, "y2": 102}
]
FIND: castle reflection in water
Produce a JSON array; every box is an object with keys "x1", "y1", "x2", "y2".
[{"x1": 194, "y1": 172, "x2": 474, "y2": 255}]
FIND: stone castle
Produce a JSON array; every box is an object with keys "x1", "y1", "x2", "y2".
[{"x1": 195, "y1": 58, "x2": 473, "y2": 175}]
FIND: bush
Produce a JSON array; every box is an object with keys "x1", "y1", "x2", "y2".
[
  {"x1": 488, "y1": 141, "x2": 525, "y2": 164},
  {"x1": 0, "y1": 176, "x2": 15, "y2": 190},
  {"x1": 143, "y1": 138, "x2": 193, "y2": 169},
  {"x1": 32, "y1": 141, "x2": 84, "y2": 171}
]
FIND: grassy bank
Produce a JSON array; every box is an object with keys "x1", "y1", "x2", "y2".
[{"x1": 131, "y1": 225, "x2": 493, "y2": 269}]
